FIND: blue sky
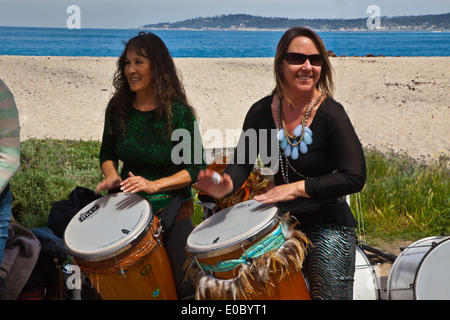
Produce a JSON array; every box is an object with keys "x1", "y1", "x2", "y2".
[{"x1": 0, "y1": 0, "x2": 449, "y2": 29}]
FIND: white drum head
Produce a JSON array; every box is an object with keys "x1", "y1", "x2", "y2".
[
  {"x1": 415, "y1": 237, "x2": 450, "y2": 300},
  {"x1": 186, "y1": 200, "x2": 279, "y2": 258},
  {"x1": 353, "y1": 246, "x2": 380, "y2": 300},
  {"x1": 64, "y1": 193, "x2": 152, "y2": 261}
]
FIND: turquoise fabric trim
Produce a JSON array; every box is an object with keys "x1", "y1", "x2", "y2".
[{"x1": 197, "y1": 225, "x2": 285, "y2": 273}]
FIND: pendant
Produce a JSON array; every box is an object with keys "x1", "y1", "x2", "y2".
[
  {"x1": 299, "y1": 140, "x2": 308, "y2": 154},
  {"x1": 291, "y1": 145, "x2": 299, "y2": 160},
  {"x1": 277, "y1": 92, "x2": 325, "y2": 160},
  {"x1": 280, "y1": 136, "x2": 288, "y2": 149},
  {"x1": 276, "y1": 128, "x2": 285, "y2": 140},
  {"x1": 284, "y1": 144, "x2": 291, "y2": 157},
  {"x1": 304, "y1": 132, "x2": 313, "y2": 145},
  {"x1": 277, "y1": 125, "x2": 314, "y2": 158},
  {"x1": 293, "y1": 125, "x2": 302, "y2": 137}
]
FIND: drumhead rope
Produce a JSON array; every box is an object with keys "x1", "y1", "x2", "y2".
[
  {"x1": 185, "y1": 215, "x2": 310, "y2": 300},
  {"x1": 194, "y1": 224, "x2": 285, "y2": 273}
]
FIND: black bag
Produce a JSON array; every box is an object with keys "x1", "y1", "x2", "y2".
[
  {"x1": 48, "y1": 187, "x2": 102, "y2": 238},
  {"x1": 28, "y1": 227, "x2": 68, "y2": 290}
]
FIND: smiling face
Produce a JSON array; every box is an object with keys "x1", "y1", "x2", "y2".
[
  {"x1": 281, "y1": 36, "x2": 322, "y2": 98},
  {"x1": 124, "y1": 48, "x2": 152, "y2": 95}
]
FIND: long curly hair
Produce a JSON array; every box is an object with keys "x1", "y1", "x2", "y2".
[{"x1": 105, "y1": 32, "x2": 195, "y2": 139}]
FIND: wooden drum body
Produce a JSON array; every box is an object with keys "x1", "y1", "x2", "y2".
[
  {"x1": 185, "y1": 200, "x2": 311, "y2": 300},
  {"x1": 64, "y1": 193, "x2": 177, "y2": 300}
]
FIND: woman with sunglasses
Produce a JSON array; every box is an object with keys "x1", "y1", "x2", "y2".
[{"x1": 196, "y1": 27, "x2": 366, "y2": 299}]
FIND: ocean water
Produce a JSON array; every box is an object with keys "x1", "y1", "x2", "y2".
[{"x1": 0, "y1": 26, "x2": 449, "y2": 57}]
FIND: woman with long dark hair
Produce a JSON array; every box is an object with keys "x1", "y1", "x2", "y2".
[{"x1": 96, "y1": 32, "x2": 205, "y2": 299}]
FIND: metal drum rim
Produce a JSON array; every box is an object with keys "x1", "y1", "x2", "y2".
[
  {"x1": 65, "y1": 217, "x2": 154, "y2": 262},
  {"x1": 354, "y1": 246, "x2": 380, "y2": 300},
  {"x1": 413, "y1": 236, "x2": 450, "y2": 300},
  {"x1": 186, "y1": 200, "x2": 280, "y2": 259},
  {"x1": 187, "y1": 216, "x2": 280, "y2": 259},
  {"x1": 64, "y1": 193, "x2": 153, "y2": 262},
  {"x1": 386, "y1": 235, "x2": 449, "y2": 300}
]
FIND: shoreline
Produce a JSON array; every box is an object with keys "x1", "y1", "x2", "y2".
[
  {"x1": 3, "y1": 25, "x2": 449, "y2": 32},
  {"x1": 0, "y1": 55, "x2": 448, "y2": 162},
  {"x1": 139, "y1": 27, "x2": 450, "y2": 32}
]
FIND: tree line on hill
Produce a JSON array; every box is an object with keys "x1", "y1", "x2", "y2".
[{"x1": 142, "y1": 13, "x2": 450, "y2": 31}]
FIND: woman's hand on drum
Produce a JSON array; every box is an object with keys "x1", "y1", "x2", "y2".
[
  {"x1": 96, "y1": 175, "x2": 122, "y2": 194},
  {"x1": 120, "y1": 172, "x2": 158, "y2": 194},
  {"x1": 196, "y1": 169, "x2": 234, "y2": 199},
  {"x1": 254, "y1": 181, "x2": 309, "y2": 204}
]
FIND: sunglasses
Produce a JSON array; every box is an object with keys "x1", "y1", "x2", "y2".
[{"x1": 284, "y1": 52, "x2": 324, "y2": 66}]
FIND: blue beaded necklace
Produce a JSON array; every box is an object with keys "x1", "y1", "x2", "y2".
[
  {"x1": 276, "y1": 92, "x2": 325, "y2": 184},
  {"x1": 277, "y1": 92, "x2": 325, "y2": 160}
]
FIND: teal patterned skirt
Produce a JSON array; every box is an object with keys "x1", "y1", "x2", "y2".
[{"x1": 301, "y1": 224, "x2": 357, "y2": 300}]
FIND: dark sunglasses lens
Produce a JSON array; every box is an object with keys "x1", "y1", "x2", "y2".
[
  {"x1": 285, "y1": 53, "x2": 307, "y2": 64},
  {"x1": 285, "y1": 53, "x2": 323, "y2": 66},
  {"x1": 309, "y1": 55, "x2": 323, "y2": 66}
]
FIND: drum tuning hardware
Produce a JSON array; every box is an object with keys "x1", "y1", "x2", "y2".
[
  {"x1": 240, "y1": 244, "x2": 254, "y2": 266},
  {"x1": 194, "y1": 256, "x2": 207, "y2": 276},
  {"x1": 153, "y1": 225, "x2": 163, "y2": 245},
  {"x1": 113, "y1": 255, "x2": 127, "y2": 278}
]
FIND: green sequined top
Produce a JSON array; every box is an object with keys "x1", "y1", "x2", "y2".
[{"x1": 99, "y1": 101, "x2": 205, "y2": 212}]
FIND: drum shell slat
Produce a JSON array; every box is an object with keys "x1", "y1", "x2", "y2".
[{"x1": 84, "y1": 241, "x2": 177, "y2": 300}]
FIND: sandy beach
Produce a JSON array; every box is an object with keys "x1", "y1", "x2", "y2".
[
  {"x1": 0, "y1": 55, "x2": 448, "y2": 162},
  {"x1": 0, "y1": 55, "x2": 448, "y2": 299}
]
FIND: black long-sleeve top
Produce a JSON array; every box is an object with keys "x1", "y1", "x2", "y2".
[{"x1": 224, "y1": 94, "x2": 366, "y2": 227}]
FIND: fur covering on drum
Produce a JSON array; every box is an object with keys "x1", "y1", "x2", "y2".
[{"x1": 184, "y1": 216, "x2": 310, "y2": 300}]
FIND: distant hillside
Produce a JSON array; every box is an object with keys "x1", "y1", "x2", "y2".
[{"x1": 142, "y1": 13, "x2": 450, "y2": 31}]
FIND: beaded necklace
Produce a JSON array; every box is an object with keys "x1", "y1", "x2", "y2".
[{"x1": 276, "y1": 92, "x2": 325, "y2": 183}]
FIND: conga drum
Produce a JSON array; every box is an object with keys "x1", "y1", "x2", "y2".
[
  {"x1": 387, "y1": 235, "x2": 450, "y2": 300},
  {"x1": 64, "y1": 193, "x2": 178, "y2": 300},
  {"x1": 185, "y1": 200, "x2": 311, "y2": 300}
]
